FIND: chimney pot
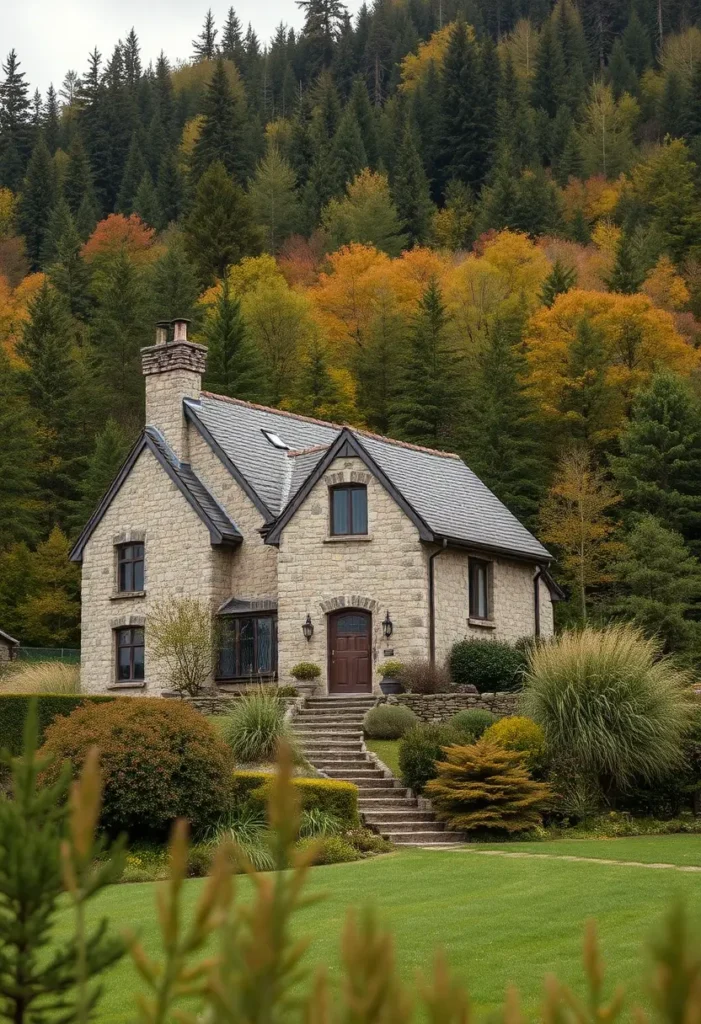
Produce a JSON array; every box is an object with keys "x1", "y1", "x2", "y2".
[
  {"x1": 155, "y1": 321, "x2": 170, "y2": 345},
  {"x1": 172, "y1": 318, "x2": 191, "y2": 343}
]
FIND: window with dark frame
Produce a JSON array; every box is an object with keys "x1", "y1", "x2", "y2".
[
  {"x1": 117, "y1": 542, "x2": 144, "y2": 592},
  {"x1": 469, "y1": 559, "x2": 491, "y2": 620},
  {"x1": 115, "y1": 627, "x2": 145, "y2": 682},
  {"x1": 330, "y1": 485, "x2": 368, "y2": 536},
  {"x1": 217, "y1": 615, "x2": 277, "y2": 679}
]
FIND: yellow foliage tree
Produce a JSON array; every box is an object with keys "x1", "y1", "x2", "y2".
[
  {"x1": 642, "y1": 256, "x2": 690, "y2": 312},
  {"x1": 525, "y1": 288, "x2": 697, "y2": 439},
  {"x1": 498, "y1": 19, "x2": 540, "y2": 82},
  {"x1": 539, "y1": 447, "x2": 622, "y2": 619},
  {"x1": 0, "y1": 188, "x2": 16, "y2": 239},
  {"x1": 399, "y1": 24, "x2": 459, "y2": 92},
  {"x1": 0, "y1": 272, "x2": 46, "y2": 359}
]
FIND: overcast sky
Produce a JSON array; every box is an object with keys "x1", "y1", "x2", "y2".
[{"x1": 5, "y1": 0, "x2": 366, "y2": 97}]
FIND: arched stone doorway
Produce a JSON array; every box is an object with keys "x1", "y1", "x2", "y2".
[{"x1": 327, "y1": 608, "x2": 372, "y2": 694}]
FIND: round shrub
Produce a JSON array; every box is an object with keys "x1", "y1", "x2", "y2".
[
  {"x1": 521, "y1": 625, "x2": 695, "y2": 792},
  {"x1": 297, "y1": 835, "x2": 359, "y2": 865},
  {"x1": 222, "y1": 688, "x2": 294, "y2": 763},
  {"x1": 39, "y1": 698, "x2": 234, "y2": 840},
  {"x1": 483, "y1": 715, "x2": 546, "y2": 774},
  {"x1": 363, "y1": 704, "x2": 418, "y2": 739},
  {"x1": 449, "y1": 638, "x2": 527, "y2": 692},
  {"x1": 290, "y1": 662, "x2": 321, "y2": 681},
  {"x1": 450, "y1": 709, "x2": 496, "y2": 741},
  {"x1": 398, "y1": 723, "x2": 459, "y2": 793},
  {"x1": 399, "y1": 660, "x2": 451, "y2": 694}
]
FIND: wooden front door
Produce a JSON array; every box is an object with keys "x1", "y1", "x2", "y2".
[{"x1": 328, "y1": 610, "x2": 372, "y2": 694}]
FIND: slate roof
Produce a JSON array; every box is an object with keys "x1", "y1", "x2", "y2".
[
  {"x1": 69, "y1": 427, "x2": 242, "y2": 561},
  {"x1": 186, "y1": 394, "x2": 552, "y2": 563},
  {"x1": 0, "y1": 629, "x2": 19, "y2": 647}
]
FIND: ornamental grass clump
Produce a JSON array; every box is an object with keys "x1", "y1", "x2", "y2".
[
  {"x1": 521, "y1": 624, "x2": 695, "y2": 795},
  {"x1": 425, "y1": 737, "x2": 552, "y2": 833},
  {"x1": 222, "y1": 687, "x2": 295, "y2": 764}
]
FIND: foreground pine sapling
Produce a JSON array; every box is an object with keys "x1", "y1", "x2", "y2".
[{"x1": 0, "y1": 702, "x2": 124, "y2": 1024}]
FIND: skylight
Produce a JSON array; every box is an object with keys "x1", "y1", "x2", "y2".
[{"x1": 261, "y1": 429, "x2": 289, "y2": 450}]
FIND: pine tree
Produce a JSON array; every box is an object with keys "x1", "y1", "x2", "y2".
[
  {"x1": 622, "y1": 9, "x2": 652, "y2": 75},
  {"x1": 0, "y1": 348, "x2": 41, "y2": 547},
  {"x1": 43, "y1": 198, "x2": 93, "y2": 320},
  {"x1": 191, "y1": 58, "x2": 247, "y2": 184},
  {"x1": 605, "y1": 228, "x2": 645, "y2": 293},
  {"x1": 122, "y1": 28, "x2": 142, "y2": 90},
  {"x1": 462, "y1": 312, "x2": 547, "y2": 527},
  {"x1": 614, "y1": 515, "x2": 701, "y2": 656},
  {"x1": 348, "y1": 75, "x2": 379, "y2": 168},
  {"x1": 329, "y1": 105, "x2": 368, "y2": 197},
  {"x1": 688, "y1": 60, "x2": 701, "y2": 138},
  {"x1": 75, "y1": 192, "x2": 99, "y2": 241},
  {"x1": 322, "y1": 168, "x2": 407, "y2": 255},
  {"x1": 153, "y1": 52, "x2": 175, "y2": 144},
  {"x1": 192, "y1": 9, "x2": 218, "y2": 62},
  {"x1": 151, "y1": 234, "x2": 201, "y2": 324},
  {"x1": 560, "y1": 317, "x2": 611, "y2": 446},
  {"x1": 540, "y1": 258, "x2": 577, "y2": 306},
  {"x1": 249, "y1": 146, "x2": 300, "y2": 253},
  {"x1": 0, "y1": 49, "x2": 32, "y2": 189},
  {"x1": 306, "y1": 72, "x2": 343, "y2": 216},
  {"x1": 75, "y1": 418, "x2": 131, "y2": 526},
  {"x1": 608, "y1": 40, "x2": 637, "y2": 99},
  {"x1": 392, "y1": 123, "x2": 434, "y2": 246},
  {"x1": 18, "y1": 133, "x2": 56, "y2": 268},
  {"x1": 18, "y1": 527, "x2": 81, "y2": 645},
  {"x1": 290, "y1": 340, "x2": 354, "y2": 421},
  {"x1": 661, "y1": 70, "x2": 688, "y2": 139},
  {"x1": 611, "y1": 373, "x2": 701, "y2": 544},
  {"x1": 531, "y1": 18, "x2": 565, "y2": 118},
  {"x1": 116, "y1": 132, "x2": 146, "y2": 215},
  {"x1": 185, "y1": 160, "x2": 259, "y2": 286},
  {"x1": 390, "y1": 279, "x2": 463, "y2": 449},
  {"x1": 297, "y1": 0, "x2": 347, "y2": 76},
  {"x1": 156, "y1": 149, "x2": 184, "y2": 225},
  {"x1": 43, "y1": 84, "x2": 60, "y2": 154},
  {"x1": 439, "y1": 22, "x2": 493, "y2": 191},
  {"x1": 63, "y1": 131, "x2": 97, "y2": 216},
  {"x1": 16, "y1": 282, "x2": 85, "y2": 530},
  {"x1": 133, "y1": 171, "x2": 163, "y2": 228},
  {"x1": 202, "y1": 278, "x2": 264, "y2": 400},
  {"x1": 221, "y1": 8, "x2": 246, "y2": 67}
]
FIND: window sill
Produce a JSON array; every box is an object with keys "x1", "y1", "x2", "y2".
[
  {"x1": 323, "y1": 534, "x2": 373, "y2": 543},
  {"x1": 468, "y1": 617, "x2": 496, "y2": 629},
  {"x1": 108, "y1": 681, "x2": 146, "y2": 690},
  {"x1": 110, "y1": 591, "x2": 146, "y2": 601},
  {"x1": 216, "y1": 676, "x2": 277, "y2": 685}
]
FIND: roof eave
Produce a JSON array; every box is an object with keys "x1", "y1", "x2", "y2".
[{"x1": 432, "y1": 533, "x2": 553, "y2": 565}]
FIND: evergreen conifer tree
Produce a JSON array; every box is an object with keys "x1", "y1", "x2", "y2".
[
  {"x1": 185, "y1": 160, "x2": 258, "y2": 286},
  {"x1": 439, "y1": 22, "x2": 493, "y2": 190},
  {"x1": 0, "y1": 49, "x2": 32, "y2": 189},
  {"x1": 156, "y1": 150, "x2": 184, "y2": 225},
  {"x1": 329, "y1": 105, "x2": 368, "y2": 197},
  {"x1": 348, "y1": 75, "x2": 379, "y2": 168},
  {"x1": 63, "y1": 132, "x2": 97, "y2": 216},
  {"x1": 608, "y1": 40, "x2": 637, "y2": 99},
  {"x1": 221, "y1": 8, "x2": 246, "y2": 67},
  {"x1": 191, "y1": 58, "x2": 247, "y2": 184},
  {"x1": 622, "y1": 9, "x2": 652, "y2": 74},
  {"x1": 18, "y1": 133, "x2": 56, "y2": 268},
  {"x1": 605, "y1": 228, "x2": 645, "y2": 293},
  {"x1": 297, "y1": 0, "x2": 347, "y2": 76},
  {"x1": 540, "y1": 258, "x2": 577, "y2": 306},
  {"x1": 202, "y1": 278, "x2": 264, "y2": 400},
  {"x1": 0, "y1": 349, "x2": 41, "y2": 547},
  {"x1": 152, "y1": 234, "x2": 201, "y2": 324},
  {"x1": 390, "y1": 279, "x2": 463, "y2": 449},
  {"x1": 16, "y1": 282, "x2": 85, "y2": 530},
  {"x1": 133, "y1": 171, "x2": 163, "y2": 228},
  {"x1": 75, "y1": 418, "x2": 131, "y2": 527},
  {"x1": 392, "y1": 123, "x2": 434, "y2": 246},
  {"x1": 661, "y1": 70, "x2": 688, "y2": 139},
  {"x1": 43, "y1": 84, "x2": 60, "y2": 154},
  {"x1": 531, "y1": 18, "x2": 565, "y2": 118},
  {"x1": 611, "y1": 373, "x2": 701, "y2": 544},
  {"x1": 560, "y1": 316, "x2": 610, "y2": 445},
  {"x1": 75, "y1": 192, "x2": 99, "y2": 241},
  {"x1": 116, "y1": 133, "x2": 146, "y2": 215},
  {"x1": 43, "y1": 198, "x2": 93, "y2": 320},
  {"x1": 290, "y1": 340, "x2": 355, "y2": 421},
  {"x1": 192, "y1": 10, "x2": 218, "y2": 62},
  {"x1": 249, "y1": 146, "x2": 300, "y2": 252}
]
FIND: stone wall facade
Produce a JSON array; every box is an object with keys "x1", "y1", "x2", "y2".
[
  {"x1": 382, "y1": 691, "x2": 519, "y2": 720},
  {"x1": 0, "y1": 640, "x2": 13, "y2": 663},
  {"x1": 79, "y1": 448, "x2": 230, "y2": 694},
  {"x1": 277, "y1": 456, "x2": 429, "y2": 693}
]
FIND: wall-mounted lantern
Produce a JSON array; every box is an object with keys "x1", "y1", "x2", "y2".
[
  {"x1": 302, "y1": 614, "x2": 314, "y2": 641},
  {"x1": 382, "y1": 610, "x2": 393, "y2": 639}
]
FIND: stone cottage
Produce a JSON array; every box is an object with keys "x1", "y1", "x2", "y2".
[{"x1": 70, "y1": 320, "x2": 561, "y2": 695}]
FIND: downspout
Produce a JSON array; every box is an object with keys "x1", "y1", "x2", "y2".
[
  {"x1": 428, "y1": 538, "x2": 448, "y2": 665},
  {"x1": 533, "y1": 567, "x2": 542, "y2": 639}
]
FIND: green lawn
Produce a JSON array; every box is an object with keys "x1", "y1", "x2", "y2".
[
  {"x1": 366, "y1": 738, "x2": 401, "y2": 777},
  {"x1": 52, "y1": 837, "x2": 701, "y2": 1022}
]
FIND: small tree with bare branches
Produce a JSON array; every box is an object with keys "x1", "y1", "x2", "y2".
[{"x1": 147, "y1": 598, "x2": 218, "y2": 696}]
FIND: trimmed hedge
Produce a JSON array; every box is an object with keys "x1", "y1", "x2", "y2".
[
  {"x1": 233, "y1": 771, "x2": 359, "y2": 826},
  {"x1": 0, "y1": 694, "x2": 116, "y2": 755},
  {"x1": 449, "y1": 638, "x2": 527, "y2": 693}
]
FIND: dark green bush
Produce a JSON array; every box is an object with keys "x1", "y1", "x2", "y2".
[
  {"x1": 233, "y1": 771, "x2": 359, "y2": 827},
  {"x1": 0, "y1": 694, "x2": 116, "y2": 755},
  {"x1": 449, "y1": 638, "x2": 527, "y2": 692},
  {"x1": 363, "y1": 704, "x2": 418, "y2": 739},
  {"x1": 398, "y1": 723, "x2": 460, "y2": 793},
  {"x1": 39, "y1": 699, "x2": 235, "y2": 840},
  {"x1": 297, "y1": 835, "x2": 359, "y2": 864},
  {"x1": 450, "y1": 709, "x2": 496, "y2": 741}
]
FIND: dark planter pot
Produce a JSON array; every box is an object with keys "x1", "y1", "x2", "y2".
[{"x1": 379, "y1": 677, "x2": 404, "y2": 695}]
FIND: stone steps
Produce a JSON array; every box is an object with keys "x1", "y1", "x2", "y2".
[{"x1": 292, "y1": 697, "x2": 465, "y2": 848}]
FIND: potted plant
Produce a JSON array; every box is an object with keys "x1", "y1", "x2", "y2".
[
  {"x1": 377, "y1": 660, "x2": 405, "y2": 695},
  {"x1": 290, "y1": 662, "x2": 321, "y2": 697}
]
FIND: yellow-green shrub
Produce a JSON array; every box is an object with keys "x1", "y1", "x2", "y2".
[
  {"x1": 484, "y1": 715, "x2": 546, "y2": 774},
  {"x1": 233, "y1": 771, "x2": 359, "y2": 826}
]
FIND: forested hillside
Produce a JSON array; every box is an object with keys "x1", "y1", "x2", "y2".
[{"x1": 3, "y1": 0, "x2": 701, "y2": 656}]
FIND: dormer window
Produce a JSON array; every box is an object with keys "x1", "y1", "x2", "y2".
[
  {"x1": 330, "y1": 485, "x2": 368, "y2": 536},
  {"x1": 261, "y1": 429, "x2": 289, "y2": 450}
]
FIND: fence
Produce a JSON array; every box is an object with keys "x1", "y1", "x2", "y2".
[{"x1": 16, "y1": 647, "x2": 80, "y2": 664}]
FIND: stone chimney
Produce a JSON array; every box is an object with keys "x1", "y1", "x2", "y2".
[{"x1": 141, "y1": 318, "x2": 207, "y2": 461}]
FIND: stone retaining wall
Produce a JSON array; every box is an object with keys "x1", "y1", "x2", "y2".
[
  {"x1": 380, "y1": 691, "x2": 519, "y2": 720},
  {"x1": 163, "y1": 693, "x2": 300, "y2": 716}
]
